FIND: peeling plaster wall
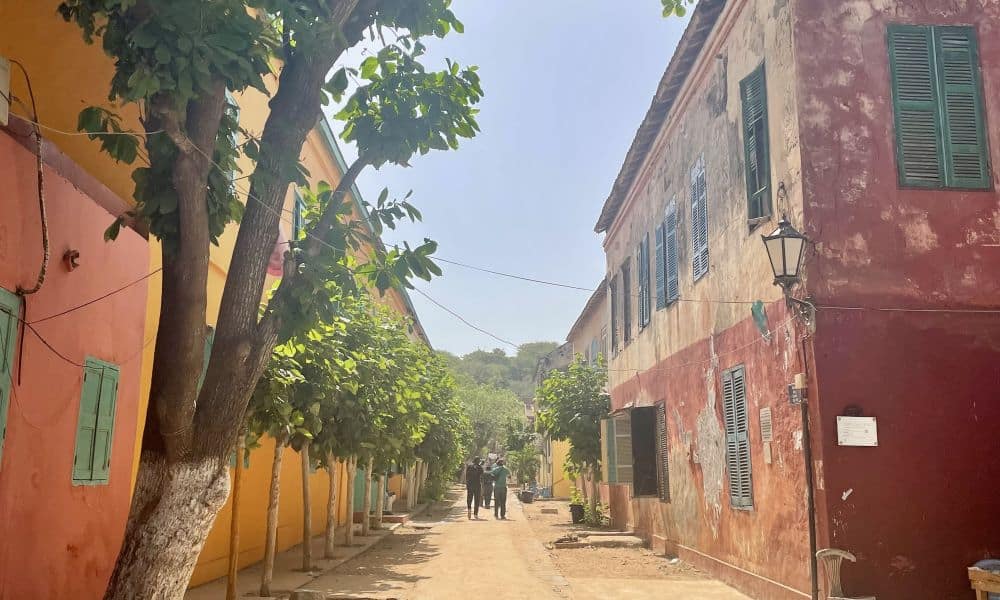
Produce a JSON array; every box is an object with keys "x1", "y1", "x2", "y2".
[
  {"x1": 792, "y1": 2, "x2": 1000, "y2": 598},
  {"x1": 602, "y1": 1, "x2": 811, "y2": 597}
]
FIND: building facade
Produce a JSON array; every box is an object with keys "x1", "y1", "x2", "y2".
[{"x1": 594, "y1": 1, "x2": 1000, "y2": 599}]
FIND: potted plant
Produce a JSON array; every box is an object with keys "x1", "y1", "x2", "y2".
[{"x1": 569, "y1": 487, "x2": 585, "y2": 524}]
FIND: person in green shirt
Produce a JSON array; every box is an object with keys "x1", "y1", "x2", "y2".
[{"x1": 490, "y1": 459, "x2": 511, "y2": 519}]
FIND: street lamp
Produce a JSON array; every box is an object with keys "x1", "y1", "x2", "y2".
[{"x1": 761, "y1": 215, "x2": 807, "y2": 291}]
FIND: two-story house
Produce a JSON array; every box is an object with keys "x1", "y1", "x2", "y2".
[{"x1": 595, "y1": 1, "x2": 1000, "y2": 599}]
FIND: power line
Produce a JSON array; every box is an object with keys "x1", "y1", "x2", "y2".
[
  {"x1": 28, "y1": 268, "x2": 163, "y2": 324},
  {"x1": 410, "y1": 287, "x2": 519, "y2": 349}
]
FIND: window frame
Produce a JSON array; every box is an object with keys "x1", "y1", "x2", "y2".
[{"x1": 739, "y1": 62, "x2": 773, "y2": 226}]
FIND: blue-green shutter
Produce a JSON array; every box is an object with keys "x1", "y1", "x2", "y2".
[
  {"x1": 690, "y1": 158, "x2": 709, "y2": 281},
  {"x1": 889, "y1": 25, "x2": 945, "y2": 187},
  {"x1": 92, "y1": 366, "x2": 119, "y2": 482},
  {"x1": 740, "y1": 63, "x2": 772, "y2": 220},
  {"x1": 723, "y1": 366, "x2": 752, "y2": 508},
  {"x1": 293, "y1": 190, "x2": 306, "y2": 240},
  {"x1": 0, "y1": 288, "x2": 21, "y2": 463},
  {"x1": 74, "y1": 359, "x2": 118, "y2": 484},
  {"x1": 934, "y1": 27, "x2": 989, "y2": 188},
  {"x1": 655, "y1": 224, "x2": 666, "y2": 310},
  {"x1": 637, "y1": 234, "x2": 650, "y2": 328},
  {"x1": 665, "y1": 202, "x2": 679, "y2": 303}
]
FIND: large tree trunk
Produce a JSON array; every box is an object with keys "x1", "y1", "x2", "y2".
[
  {"x1": 324, "y1": 452, "x2": 339, "y2": 559},
  {"x1": 344, "y1": 456, "x2": 356, "y2": 547},
  {"x1": 260, "y1": 437, "x2": 285, "y2": 597},
  {"x1": 373, "y1": 473, "x2": 386, "y2": 530},
  {"x1": 360, "y1": 458, "x2": 374, "y2": 536},
  {"x1": 226, "y1": 436, "x2": 246, "y2": 600},
  {"x1": 406, "y1": 462, "x2": 418, "y2": 510},
  {"x1": 300, "y1": 440, "x2": 312, "y2": 571},
  {"x1": 103, "y1": 452, "x2": 230, "y2": 600}
]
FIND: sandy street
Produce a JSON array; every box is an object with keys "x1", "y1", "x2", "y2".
[{"x1": 301, "y1": 489, "x2": 750, "y2": 599}]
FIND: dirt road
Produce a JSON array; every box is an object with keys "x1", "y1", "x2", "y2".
[{"x1": 301, "y1": 489, "x2": 749, "y2": 599}]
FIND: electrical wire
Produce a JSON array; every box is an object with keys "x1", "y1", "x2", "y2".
[
  {"x1": 410, "y1": 287, "x2": 518, "y2": 349},
  {"x1": 28, "y1": 268, "x2": 164, "y2": 324}
]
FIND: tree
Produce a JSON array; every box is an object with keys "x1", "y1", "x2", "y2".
[
  {"x1": 535, "y1": 356, "x2": 609, "y2": 516},
  {"x1": 508, "y1": 445, "x2": 539, "y2": 487},
  {"x1": 502, "y1": 417, "x2": 535, "y2": 452},
  {"x1": 413, "y1": 357, "x2": 469, "y2": 499},
  {"x1": 456, "y1": 383, "x2": 523, "y2": 458},
  {"x1": 57, "y1": 1, "x2": 481, "y2": 596}
]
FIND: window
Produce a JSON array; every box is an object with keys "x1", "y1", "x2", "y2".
[
  {"x1": 589, "y1": 338, "x2": 599, "y2": 366},
  {"x1": 690, "y1": 157, "x2": 710, "y2": 281},
  {"x1": 73, "y1": 359, "x2": 120, "y2": 485},
  {"x1": 602, "y1": 414, "x2": 633, "y2": 484},
  {"x1": 621, "y1": 261, "x2": 632, "y2": 343},
  {"x1": 292, "y1": 189, "x2": 307, "y2": 240},
  {"x1": 740, "y1": 63, "x2": 772, "y2": 222},
  {"x1": 609, "y1": 276, "x2": 619, "y2": 353},
  {"x1": 655, "y1": 403, "x2": 670, "y2": 502},
  {"x1": 0, "y1": 288, "x2": 20, "y2": 463},
  {"x1": 637, "y1": 234, "x2": 651, "y2": 329},
  {"x1": 655, "y1": 200, "x2": 680, "y2": 310},
  {"x1": 629, "y1": 406, "x2": 658, "y2": 496},
  {"x1": 722, "y1": 365, "x2": 753, "y2": 508},
  {"x1": 888, "y1": 25, "x2": 989, "y2": 189}
]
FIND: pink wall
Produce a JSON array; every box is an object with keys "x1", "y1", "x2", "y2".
[{"x1": 0, "y1": 129, "x2": 148, "y2": 599}]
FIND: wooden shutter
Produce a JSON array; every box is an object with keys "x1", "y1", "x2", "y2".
[
  {"x1": 655, "y1": 224, "x2": 666, "y2": 310},
  {"x1": 889, "y1": 25, "x2": 945, "y2": 187},
  {"x1": 740, "y1": 63, "x2": 772, "y2": 220},
  {"x1": 0, "y1": 289, "x2": 20, "y2": 462},
  {"x1": 934, "y1": 26, "x2": 989, "y2": 188},
  {"x1": 609, "y1": 276, "x2": 619, "y2": 353},
  {"x1": 603, "y1": 418, "x2": 617, "y2": 484},
  {"x1": 665, "y1": 201, "x2": 679, "y2": 303},
  {"x1": 621, "y1": 263, "x2": 632, "y2": 343},
  {"x1": 723, "y1": 366, "x2": 753, "y2": 508},
  {"x1": 293, "y1": 189, "x2": 307, "y2": 240},
  {"x1": 92, "y1": 366, "x2": 119, "y2": 482},
  {"x1": 655, "y1": 403, "x2": 670, "y2": 502},
  {"x1": 615, "y1": 415, "x2": 633, "y2": 484},
  {"x1": 73, "y1": 363, "x2": 102, "y2": 482},
  {"x1": 690, "y1": 158, "x2": 709, "y2": 281},
  {"x1": 638, "y1": 234, "x2": 650, "y2": 328}
]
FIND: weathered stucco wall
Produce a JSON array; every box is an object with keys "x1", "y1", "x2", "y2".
[
  {"x1": 0, "y1": 130, "x2": 149, "y2": 599},
  {"x1": 566, "y1": 287, "x2": 608, "y2": 364},
  {"x1": 602, "y1": 0, "x2": 811, "y2": 597},
  {"x1": 792, "y1": 2, "x2": 1000, "y2": 598}
]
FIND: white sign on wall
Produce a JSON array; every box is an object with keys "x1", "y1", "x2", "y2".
[{"x1": 836, "y1": 416, "x2": 878, "y2": 447}]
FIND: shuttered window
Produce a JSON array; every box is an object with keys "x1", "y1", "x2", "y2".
[
  {"x1": 0, "y1": 288, "x2": 21, "y2": 464},
  {"x1": 602, "y1": 415, "x2": 634, "y2": 485},
  {"x1": 655, "y1": 223, "x2": 666, "y2": 310},
  {"x1": 889, "y1": 25, "x2": 989, "y2": 189},
  {"x1": 740, "y1": 63, "x2": 772, "y2": 222},
  {"x1": 690, "y1": 157, "x2": 709, "y2": 281},
  {"x1": 609, "y1": 276, "x2": 619, "y2": 353},
  {"x1": 665, "y1": 201, "x2": 679, "y2": 304},
  {"x1": 722, "y1": 366, "x2": 753, "y2": 508},
  {"x1": 637, "y1": 234, "x2": 651, "y2": 329},
  {"x1": 621, "y1": 262, "x2": 632, "y2": 343},
  {"x1": 292, "y1": 189, "x2": 307, "y2": 240},
  {"x1": 73, "y1": 359, "x2": 120, "y2": 485},
  {"x1": 655, "y1": 403, "x2": 670, "y2": 502},
  {"x1": 602, "y1": 418, "x2": 616, "y2": 483}
]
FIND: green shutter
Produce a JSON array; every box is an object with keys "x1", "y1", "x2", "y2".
[
  {"x1": 740, "y1": 63, "x2": 772, "y2": 220},
  {"x1": 609, "y1": 276, "x2": 619, "y2": 353},
  {"x1": 92, "y1": 365, "x2": 119, "y2": 482},
  {"x1": 603, "y1": 418, "x2": 617, "y2": 484},
  {"x1": 73, "y1": 363, "x2": 102, "y2": 482},
  {"x1": 655, "y1": 224, "x2": 666, "y2": 310},
  {"x1": 637, "y1": 234, "x2": 650, "y2": 328},
  {"x1": 723, "y1": 366, "x2": 753, "y2": 508},
  {"x1": 0, "y1": 288, "x2": 21, "y2": 463},
  {"x1": 935, "y1": 27, "x2": 989, "y2": 189},
  {"x1": 656, "y1": 403, "x2": 670, "y2": 502},
  {"x1": 293, "y1": 190, "x2": 306, "y2": 240},
  {"x1": 198, "y1": 326, "x2": 215, "y2": 392},
  {"x1": 889, "y1": 25, "x2": 945, "y2": 187},
  {"x1": 690, "y1": 158, "x2": 709, "y2": 280}
]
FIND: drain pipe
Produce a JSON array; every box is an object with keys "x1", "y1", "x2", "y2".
[{"x1": 799, "y1": 332, "x2": 819, "y2": 600}]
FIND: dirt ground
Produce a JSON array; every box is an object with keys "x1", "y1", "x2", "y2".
[{"x1": 521, "y1": 498, "x2": 712, "y2": 581}]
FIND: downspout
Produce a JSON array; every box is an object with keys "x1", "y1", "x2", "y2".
[{"x1": 798, "y1": 326, "x2": 819, "y2": 600}]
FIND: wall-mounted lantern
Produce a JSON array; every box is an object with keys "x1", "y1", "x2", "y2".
[{"x1": 761, "y1": 215, "x2": 806, "y2": 291}]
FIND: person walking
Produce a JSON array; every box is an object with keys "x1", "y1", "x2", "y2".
[
  {"x1": 465, "y1": 458, "x2": 484, "y2": 519},
  {"x1": 481, "y1": 465, "x2": 495, "y2": 509},
  {"x1": 490, "y1": 459, "x2": 511, "y2": 520}
]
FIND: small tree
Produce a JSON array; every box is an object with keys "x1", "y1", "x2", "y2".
[
  {"x1": 508, "y1": 446, "x2": 539, "y2": 487},
  {"x1": 535, "y1": 356, "x2": 609, "y2": 515}
]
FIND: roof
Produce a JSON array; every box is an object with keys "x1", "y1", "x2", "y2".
[
  {"x1": 316, "y1": 116, "x2": 432, "y2": 348},
  {"x1": 566, "y1": 276, "x2": 607, "y2": 342},
  {"x1": 594, "y1": 0, "x2": 727, "y2": 234}
]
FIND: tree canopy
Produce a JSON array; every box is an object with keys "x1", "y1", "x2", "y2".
[{"x1": 535, "y1": 356, "x2": 609, "y2": 470}]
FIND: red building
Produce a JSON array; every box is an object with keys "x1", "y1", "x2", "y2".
[
  {"x1": 594, "y1": 1, "x2": 1000, "y2": 598},
  {"x1": 0, "y1": 120, "x2": 149, "y2": 597}
]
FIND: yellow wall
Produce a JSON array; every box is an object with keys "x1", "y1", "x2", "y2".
[{"x1": 550, "y1": 439, "x2": 572, "y2": 499}]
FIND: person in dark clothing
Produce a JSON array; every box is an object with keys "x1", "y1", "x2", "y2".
[
  {"x1": 491, "y1": 459, "x2": 511, "y2": 520},
  {"x1": 465, "y1": 458, "x2": 484, "y2": 518},
  {"x1": 481, "y1": 467, "x2": 495, "y2": 509}
]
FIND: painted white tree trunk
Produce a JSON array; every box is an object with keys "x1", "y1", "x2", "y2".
[
  {"x1": 103, "y1": 452, "x2": 229, "y2": 600},
  {"x1": 260, "y1": 437, "x2": 285, "y2": 597},
  {"x1": 344, "y1": 456, "x2": 356, "y2": 547},
  {"x1": 324, "y1": 452, "x2": 338, "y2": 559},
  {"x1": 373, "y1": 473, "x2": 386, "y2": 530},
  {"x1": 300, "y1": 440, "x2": 312, "y2": 571},
  {"x1": 360, "y1": 457, "x2": 374, "y2": 536}
]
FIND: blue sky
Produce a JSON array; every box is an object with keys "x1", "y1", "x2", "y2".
[{"x1": 335, "y1": 1, "x2": 689, "y2": 356}]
